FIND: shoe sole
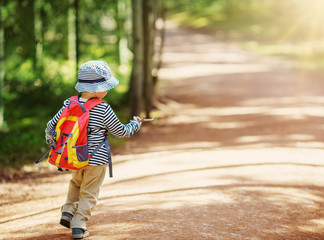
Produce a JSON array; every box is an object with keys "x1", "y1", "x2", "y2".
[
  {"x1": 72, "y1": 231, "x2": 90, "y2": 239},
  {"x1": 60, "y1": 218, "x2": 71, "y2": 228}
]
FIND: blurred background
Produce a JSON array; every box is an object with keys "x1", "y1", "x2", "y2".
[{"x1": 1, "y1": 0, "x2": 324, "y2": 169}]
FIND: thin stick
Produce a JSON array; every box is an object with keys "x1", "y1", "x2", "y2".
[{"x1": 143, "y1": 116, "x2": 156, "y2": 122}]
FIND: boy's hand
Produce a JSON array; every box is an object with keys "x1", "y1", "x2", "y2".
[
  {"x1": 133, "y1": 116, "x2": 142, "y2": 126},
  {"x1": 46, "y1": 138, "x2": 54, "y2": 146},
  {"x1": 45, "y1": 129, "x2": 54, "y2": 146}
]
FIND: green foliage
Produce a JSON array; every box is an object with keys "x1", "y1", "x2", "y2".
[{"x1": 0, "y1": 0, "x2": 133, "y2": 168}]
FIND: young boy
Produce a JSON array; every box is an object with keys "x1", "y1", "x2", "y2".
[{"x1": 45, "y1": 60, "x2": 142, "y2": 239}]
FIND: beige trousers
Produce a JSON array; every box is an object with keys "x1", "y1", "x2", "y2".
[{"x1": 61, "y1": 164, "x2": 107, "y2": 230}]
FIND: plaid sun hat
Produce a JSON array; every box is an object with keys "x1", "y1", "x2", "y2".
[{"x1": 75, "y1": 60, "x2": 119, "y2": 93}]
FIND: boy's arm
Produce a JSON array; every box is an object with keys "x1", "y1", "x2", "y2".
[{"x1": 103, "y1": 104, "x2": 141, "y2": 138}]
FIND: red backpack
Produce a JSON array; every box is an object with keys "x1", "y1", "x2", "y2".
[{"x1": 36, "y1": 96, "x2": 113, "y2": 176}]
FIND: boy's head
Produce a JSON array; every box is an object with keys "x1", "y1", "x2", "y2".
[{"x1": 75, "y1": 60, "x2": 119, "y2": 93}]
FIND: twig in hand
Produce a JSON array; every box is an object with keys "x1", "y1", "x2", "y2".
[{"x1": 143, "y1": 116, "x2": 156, "y2": 122}]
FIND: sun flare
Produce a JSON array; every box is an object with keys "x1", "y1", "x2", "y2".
[{"x1": 283, "y1": 0, "x2": 324, "y2": 42}]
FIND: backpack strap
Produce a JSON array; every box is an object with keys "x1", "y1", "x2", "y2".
[
  {"x1": 69, "y1": 95, "x2": 79, "y2": 104},
  {"x1": 68, "y1": 96, "x2": 105, "y2": 111},
  {"x1": 35, "y1": 147, "x2": 52, "y2": 164},
  {"x1": 90, "y1": 135, "x2": 113, "y2": 178},
  {"x1": 103, "y1": 136, "x2": 113, "y2": 178},
  {"x1": 83, "y1": 98, "x2": 105, "y2": 111},
  {"x1": 80, "y1": 98, "x2": 111, "y2": 177}
]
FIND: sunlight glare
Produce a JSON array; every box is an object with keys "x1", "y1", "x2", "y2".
[{"x1": 283, "y1": 0, "x2": 324, "y2": 42}]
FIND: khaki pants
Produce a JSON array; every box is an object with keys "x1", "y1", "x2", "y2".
[{"x1": 61, "y1": 164, "x2": 107, "y2": 230}]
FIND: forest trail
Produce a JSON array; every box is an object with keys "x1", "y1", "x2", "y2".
[{"x1": 2, "y1": 22, "x2": 324, "y2": 240}]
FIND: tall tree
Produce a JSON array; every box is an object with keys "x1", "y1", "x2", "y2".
[
  {"x1": 115, "y1": 0, "x2": 132, "y2": 66},
  {"x1": 17, "y1": 0, "x2": 36, "y2": 69},
  {"x1": 0, "y1": 1, "x2": 4, "y2": 130},
  {"x1": 142, "y1": 0, "x2": 155, "y2": 118},
  {"x1": 69, "y1": 0, "x2": 79, "y2": 77},
  {"x1": 148, "y1": 0, "x2": 166, "y2": 111},
  {"x1": 153, "y1": 0, "x2": 166, "y2": 87},
  {"x1": 130, "y1": 0, "x2": 144, "y2": 117},
  {"x1": 114, "y1": 0, "x2": 122, "y2": 64},
  {"x1": 75, "y1": 0, "x2": 80, "y2": 73},
  {"x1": 34, "y1": 0, "x2": 43, "y2": 70},
  {"x1": 62, "y1": 1, "x2": 70, "y2": 60}
]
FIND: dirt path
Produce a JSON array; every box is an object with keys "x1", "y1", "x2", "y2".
[{"x1": 2, "y1": 22, "x2": 324, "y2": 240}]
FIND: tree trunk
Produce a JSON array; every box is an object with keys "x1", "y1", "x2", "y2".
[
  {"x1": 0, "y1": 1, "x2": 4, "y2": 130},
  {"x1": 130, "y1": 0, "x2": 144, "y2": 117},
  {"x1": 63, "y1": 1, "x2": 69, "y2": 59},
  {"x1": 34, "y1": 0, "x2": 43, "y2": 70},
  {"x1": 142, "y1": 0, "x2": 155, "y2": 118},
  {"x1": 69, "y1": 0, "x2": 78, "y2": 77},
  {"x1": 115, "y1": 0, "x2": 121, "y2": 65},
  {"x1": 17, "y1": 0, "x2": 36, "y2": 70},
  {"x1": 153, "y1": 0, "x2": 166, "y2": 87},
  {"x1": 117, "y1": 0, "x2": 128, "y2": 66},
  {"x1": 75, "y1": 0, "x2": 80, "y2": 73}
]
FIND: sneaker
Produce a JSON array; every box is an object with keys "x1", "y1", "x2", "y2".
[
  {"x1": 72, "y1": 228, "x2": 90, "y2": 239},
  {"x1": 60, "y1": 212, "x2": 73, "y2": 228}
]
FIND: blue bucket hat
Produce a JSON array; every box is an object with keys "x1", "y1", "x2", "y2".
[{"x1": 75, "y1": 60, "x2": 119, "y2": 93}]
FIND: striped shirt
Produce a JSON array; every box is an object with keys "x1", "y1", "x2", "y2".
[{"x1": 46, "y1": 96, "x2": 140, "y2": 166}]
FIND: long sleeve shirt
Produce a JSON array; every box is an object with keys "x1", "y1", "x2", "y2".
[{"x1": 46, "y1": 97, "x2": 140, "y2": 166}]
